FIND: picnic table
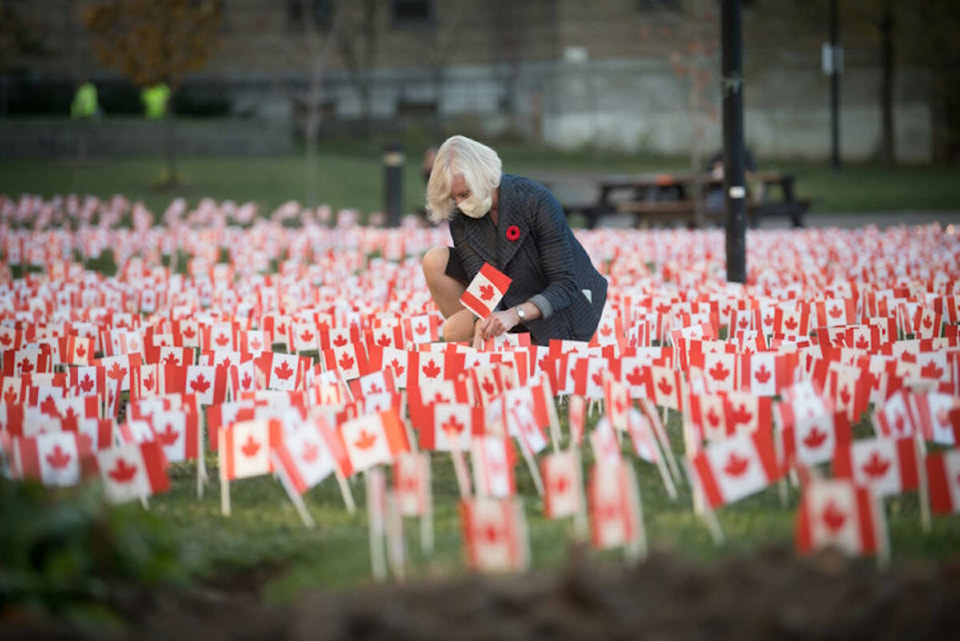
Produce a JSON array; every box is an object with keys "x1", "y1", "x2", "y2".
[{"x1": 563, "y1": 170, "x2": 810, "y2": 230}]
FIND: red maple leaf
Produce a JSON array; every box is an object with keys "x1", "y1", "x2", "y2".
[
  {"x1": 190, "y1": 374, "x2": 211, "y2": 393},
  {"x1": 538, "y1": 356, "x2": 550, "y2": 372},
  {"x1": 482, "y1": 378, "x2": 496, "y2": 395},
  {"x1": 215, "y1": 334, "x2": 230, "y2": 347},
  {"x1": 79, "y1": 374, "x2": 95, "y2": 393},
  {"x1": 861, "y1": 451, "x2": 891, "y2": 478},
  {"x1": 723, "y1": 452, "x2": 750, "y2": 477},
  {"x1": 108, "y1": 457, "x2": 138, "y2": 483},
  {"x1": 855, "y1": 335, "x2": 870, "y2": 350},
  {"x1": 75, "y1": 343, "x2": 87, "y2": 357},
  {"x1": 591, "y1": 370, "x2": 604, "y2": 386},
  {"x1": 249, "y1": 337, "x2": 262, "y2": 351},
  {"x1": 274, "y1": 360, "x2": 295, "y2": 381},
  {"x1": 40, "y1": 395, "x2": 59, "y2": 417},
  {"x1": 241, "y1": 371, "x2": 253, "y2": 390},
  {"x1": 156, "y1": 424, "x2": 180, "y2": 446},
  {"x1": 821, "y1": 500, "x2": 847, "y2": 533},
  {"x1": 922, "y1": 316, "x2": 933, "y2": 329},
  {"x1": 784, "y1": 317, "x2": 798, "y2": 331},
  {"x1": 763, "y1": 314, "x2": 774, "y2": 327},
  {"x1": 626, "y1": 366, "x2": 645, "y2": 386},
  {"x1": 892, "y1": 412, "x2": 906, "y2": 433},
  {"x1": 163, "y1": 352, "x2": 179, "y2": 366},
  {"x1": 600, "y1": 325, "x2": 612, "y2": 337},
  {"x1": 333, "y1": 334, "x2": 348, "y2": 348},
  {"x1": 46, "y1": 444, "x2": 72, "y2": 470},
  {"x1": 551, "y1": 473, "x2": 569, "y2": 496},
  {"x1": 241, "y1": 434, "x2": 261, "y2": 457},
  {"x1": 738, "y1": 318, "x2": 750, "y2": 329},
  {"x1": 656, "y1": 302, "x2": 671, "y2": 314},
  {"x1": 415, "y1": 322, "x2": 427, "y2": 335},
  {"x1": 354, "y1": 429, "x2": 378, "y2": 450},
  {"x1": 839, "y1": 386, "x2": 851, "y2": 405},
  {"x1": 901, "y1": 351, "x2": 917, "y2": 363},
  {"x1": 390, "y1": 359, "x2": 405, "y2": 376},
  {"x1": 300, "y1": 441, "x2": 320, "y2": 463},
  {"x1": 730, "y1": 404, "x2": 753, "y2": 426},
  {"x1": 377, "y1": 334, "x2": 392, "y2": 347},
  {"x1": 828, "y1": 305, "x2": 844, "y2": 319},
  {"x1": 754, "y1": 364, "x2": 772, "y2": 384},
  {"x1": 920, "y1": 362, "x2": 944, "y2": 379},
  {"x1": 182, "y1": 326, "x2": 197, "y2": 339},
  {"x1": 442, "y1": 415, "x2": 466, "y2": 436},
  {"x1": 18, "y1": 358, "x2": 33, "y2": 374},
  {"x1": 478, "y1": 284, "x2": 495, "y2": 301},
  {"x1": 63, "y1": 407, "x2": 78, "y2": 420},
  {"x1": 802, "y1": 426, "x2": 828, "y2": 449},
  {"x1": 422, "y1": 360, "x2": 442, "y2": 379},
  {"x1": 484, "y1": 523, "x2": 503, "y2": 545},
  {"x1": 299, "y1": 330, "x2": 314, "y2": 343},
  {"x1": 707, "y1": 406, "x2": 722, "y2": 428},
  {"x1": 106, "y1": 361, "x2": 127, "y2": 381},
  {"x1": 368, "y1": 382, "x2": 384, "y2": 394},
  {"x1": 338, "y1": 352, "x2": 355, "y2": 370},
  {"x1": 277, "y1": 323, "x2": 287, "y2": 335},
  {"x1": 708, "y1": 360, "x2": 730, "y2": 381},
  {"x1": 657, "y1": 377, "x2": 673, "y2": 396},
  {"x1": 0, "y1": 334, "x2": 10, "y2": 347}
]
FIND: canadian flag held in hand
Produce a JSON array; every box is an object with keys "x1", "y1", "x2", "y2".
[
  {"x1": 96, "y1": 441, "x2": 171, "y2": 504},
  {"x1": 460, "y1": 263, "x2": 512, "y2": 320}
]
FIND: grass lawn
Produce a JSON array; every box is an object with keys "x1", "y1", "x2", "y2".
[
  {"x1": 0, "y1": 137, "x2": 958, "y2": 223},
  {"x1": 135, "y1": 407, "x2": 959, "y2": 605}
]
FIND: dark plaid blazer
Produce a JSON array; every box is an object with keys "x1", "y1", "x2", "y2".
[{"x1": 449, "y1": 174, "x2": 608, "y2": 345}]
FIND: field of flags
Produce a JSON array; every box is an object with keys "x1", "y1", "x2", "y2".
[{"x1": 2, "y1": 193, "x2": 960, "y2": 581}]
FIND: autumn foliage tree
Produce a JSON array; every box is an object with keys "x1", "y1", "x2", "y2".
[{"x1": 82, "y1": 0, "x2": 223, "y2": 185}]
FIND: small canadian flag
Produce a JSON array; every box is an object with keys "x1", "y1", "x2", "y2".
[
  {"x1": 588, "y1": 459, "x2": 643, "y2": 552},
  {"x1": 925, "y1": 449, "x2": 960, "y2": 515},
  {"x1": 460, "y1": 263, "x2": 512, "y2": 320},
  {"x1": 96, "y1": 441, "x2": 171, "y2": 504},
  {"x1": 272, "y1": 423, "x2": 337, "y2": 495},
  {"x1": 471, "y1": 434, "x2": 517, "y2": 498},
  {"x1": 339, "y1": 408, "x2": 410, "y2": 476},
  {"x1": 833, "y1": 436, "x2": 919, "y2": 498},
  {"x1": 541, "y1": 449, "x2": 583, "y2": 519},
  {"x1": 459, "y1": 497, "x2": 530, "y2": 573},
  {"x1": 795, "y1": 477, "x2": 888, "y2": 559},
  {"x1": 393, "y1": 451, "x2": 431, "y2": 517},
  {"x1": 220, "y1": 419, "x2": 281, "y2": 481},
  {"x1": 13, "y1": 432, "x2": 85, "y2": 487},
  {"x1": 689, "y1": 430, "x2": 785, "y2": 509}
]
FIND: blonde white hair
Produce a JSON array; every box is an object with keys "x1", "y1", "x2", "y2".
[{"x1": 425, "y1": 135, "x2": 502, "y2": 224}]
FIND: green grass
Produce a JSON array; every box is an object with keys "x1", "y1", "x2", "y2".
[
  {"x1": 132, "y1": 407, "x2": 960, "y2": 606},
  {"x1": 0, "y1": 136, "x2": 957, "y2": 224}
]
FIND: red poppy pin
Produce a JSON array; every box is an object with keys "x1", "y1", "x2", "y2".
[{"x1": 506, "y1": 225, "x2": 521, "y2": 242}]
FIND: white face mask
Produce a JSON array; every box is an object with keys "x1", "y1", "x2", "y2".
[{"x1": 458, "y1": 193, "x2": 492, "y2": 219}]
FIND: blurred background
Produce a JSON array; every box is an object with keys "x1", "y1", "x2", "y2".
[{"x1": 1, "y1": 0, "x2": 958, "y2": 219}]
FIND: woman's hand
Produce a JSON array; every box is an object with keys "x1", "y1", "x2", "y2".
[{"x1": 472, "y1": 309, "x2": 520, "y2": 349}]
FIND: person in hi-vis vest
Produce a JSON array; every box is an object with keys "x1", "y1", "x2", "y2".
[{"x1": 142, "y1": 83, "x2": 171, "y2": 119}]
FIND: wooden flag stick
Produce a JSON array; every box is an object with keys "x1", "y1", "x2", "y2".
[
  {"x1": 572, "y1": 446, "x2": 589, "y2": 542},
  {"x1": 772, "y1": 413, "x2": 789, "y2": 508},
  {"x1": 516, "y1": 435, "x2": 545, "y2": 497},
  {"x1": 197, "y1": 411, "x2": 208, "y2": 499},
  {"x1": 624, "y1": 462, "x2": 647, "y2": 565},
  {"x1": 334, "y1": 468, "x2": 356, "y2": 513},
  {"x1": 683, "y1": 458, "x2": 724, "y2": 545},
  {"x1": 271, "y1": 453, "x2": 315, "y2": 528},
  {"x1": 450, "y1": 446, "x2": 473, "y2": 499},
  {"x1": 366, "y1": 470, "x2": 387, "y2": 582},
  {"x1": 914, "y1": 432, "x2": 931, "y2": 533},
  {"x1": 642, "y1": 399, "x2": 682, "y2": 486},
  {"x1": 219, "y1": 428, "x2": 231, "y2": 517},
  {"x1": 385, "y1": 491, "x2": 406, "y2": 582},
  {"x1": 421, "y1": 453, "x2": 435, "y2": 553}
]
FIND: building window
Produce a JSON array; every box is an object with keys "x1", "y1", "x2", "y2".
[
  {"x1": 286, "y1": 0, "x2": 332, "y2": 32},
  {"x1": 391, "y1": 0, "x2": 433, "y2": 27}
]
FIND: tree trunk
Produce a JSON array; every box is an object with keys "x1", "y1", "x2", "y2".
[{"x1": 165, "y1": 97, "x2": 178, "y2": 186}]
